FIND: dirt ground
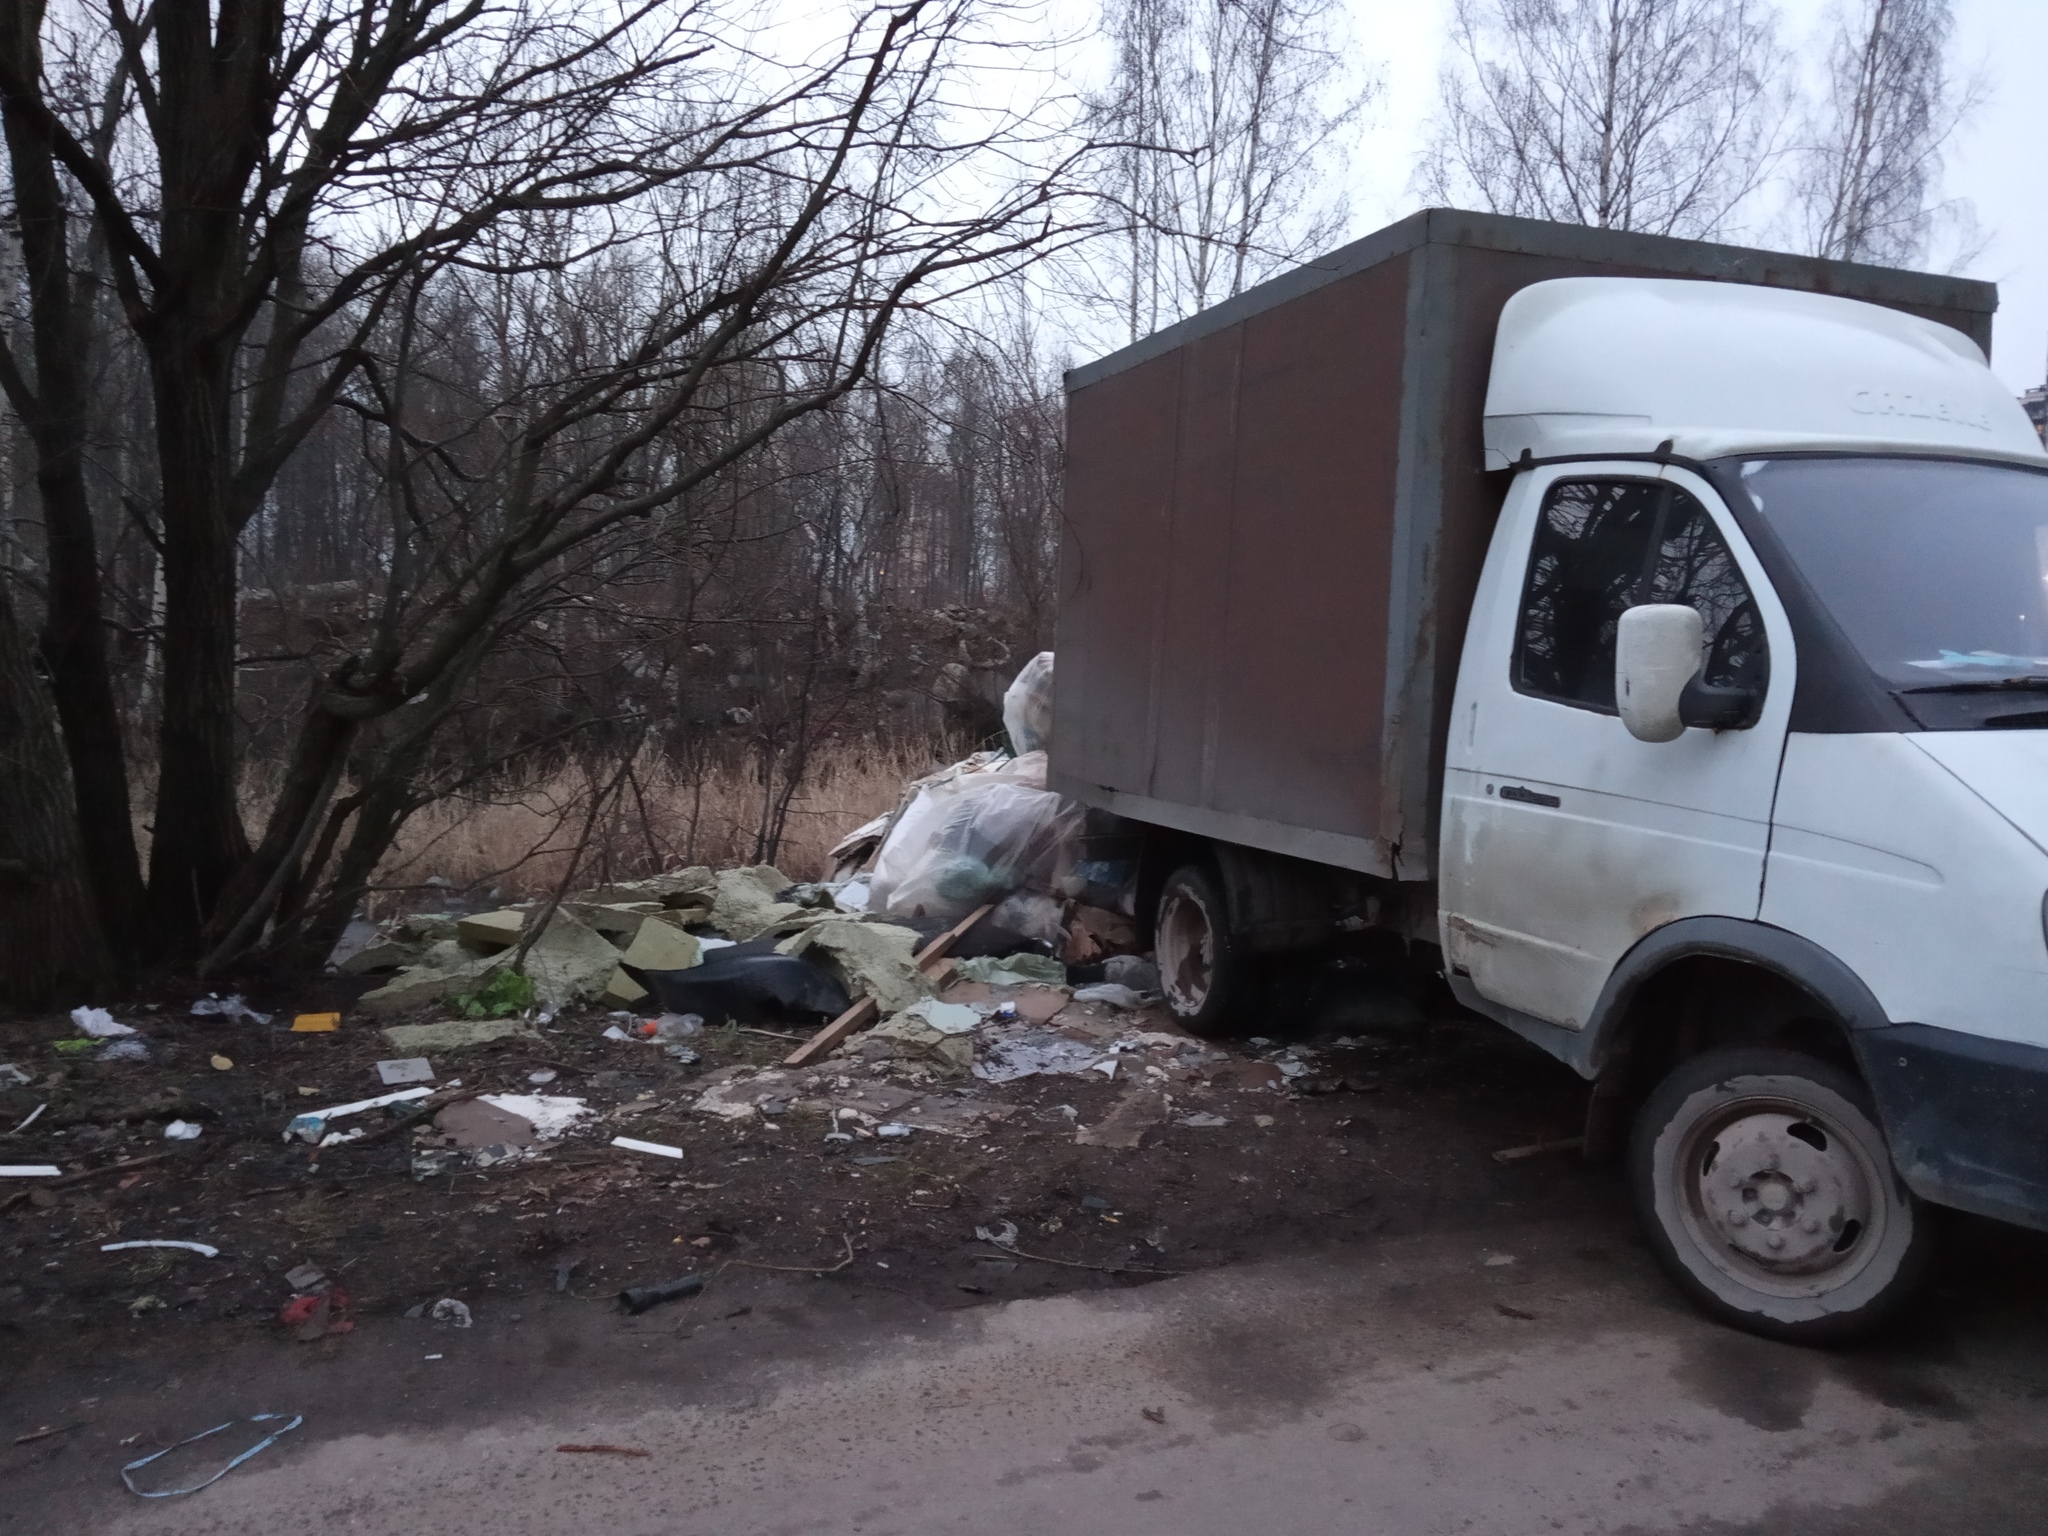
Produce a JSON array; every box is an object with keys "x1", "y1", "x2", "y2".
[{"x1": 0, "y1": 958, "x2": 1599, "y2": 1365}]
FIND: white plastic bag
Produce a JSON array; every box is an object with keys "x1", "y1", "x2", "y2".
[
  {"x1": 868, "y1": 752, "x2": 1084, "y2": 921},
  {"x1": 1002, "y1": 652, "x2": 1055, "y2": 755}
]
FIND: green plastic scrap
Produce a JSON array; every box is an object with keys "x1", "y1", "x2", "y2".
[
  {"x1": 953, "y1": 953, "x2": 1067, "y2": 987},
  {"x1": 122, "y1": 1413, "x2": 303, "y2": 1498}
]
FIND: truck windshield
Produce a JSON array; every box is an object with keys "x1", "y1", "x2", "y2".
[{"x1": 1738, "y1": 457, "x2": 2048, "y2": 727}]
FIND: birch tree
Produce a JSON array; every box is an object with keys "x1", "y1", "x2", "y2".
[
  {"x1": 1085, "y1": 0, "x2": 1372, "y2": 341},
  {"x1": 1794, "y1": 0, "x2": 1977, "y2": 266},
  {"x1": 1420, "y1": 0, "x2": 1784, "y2": 239}
]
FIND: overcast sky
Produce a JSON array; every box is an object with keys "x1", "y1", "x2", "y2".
[{"x1": 1346, "y1": 0, "x2": 2048, "y2": 392}]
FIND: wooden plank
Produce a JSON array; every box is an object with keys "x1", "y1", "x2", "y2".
[{"x1": 783, "y1": 905, "x2": 993, "y2": 1068}]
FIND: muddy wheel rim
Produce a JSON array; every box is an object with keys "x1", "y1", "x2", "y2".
[
  {"x1": 1674, "y1": 1091, "x2": 1888, "y2": 1298},
  {"x1": 1156, "y1": 886, "x2": 1216, "y2": 1015}
]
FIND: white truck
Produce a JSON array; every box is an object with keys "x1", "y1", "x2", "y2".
[{"x1": 1054, "y1": 210, "x2": 2048, "y2": 1340}]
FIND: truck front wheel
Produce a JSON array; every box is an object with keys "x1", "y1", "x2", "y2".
[
  {"x1": 1630, "y1": 1046, "x2": 1932, "y2": 1343},
  {"x1": 1154, "y1": 863, "x2": 1245, "y2": 1038}
]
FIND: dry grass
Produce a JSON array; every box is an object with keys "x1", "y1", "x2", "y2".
[{"x1": 366, "y1": 735, "x2": 945, "y2": 912}]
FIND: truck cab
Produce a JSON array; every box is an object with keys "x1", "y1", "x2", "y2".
[
  {"x1": 1437, "y1": 277, "x2": 2048, "y2": 1337},
  {"x1": 1055, "y1": 214, "x2": 2048, "y2": 1341}
]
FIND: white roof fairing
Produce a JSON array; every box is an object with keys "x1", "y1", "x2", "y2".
[{"x1": 1482, "y1": 278, "x2": 2048, "y2": 470}]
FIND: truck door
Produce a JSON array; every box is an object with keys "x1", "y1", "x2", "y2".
[{"x1": 1440, "y1": 465, "x2": 1793, "y2": 1030}]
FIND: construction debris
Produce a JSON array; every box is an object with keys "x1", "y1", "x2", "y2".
[{"x1": 379, "y1": 1019, "x2": 537, "y2": 1053}]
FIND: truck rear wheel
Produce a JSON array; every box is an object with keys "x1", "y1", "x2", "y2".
[
  {"x1": 1630, "y1": 1046, "x2": 1931, "y2": 1343},
  {"x1": 1154, "y1": 863, "x2": 1244, "y2": 1038}
]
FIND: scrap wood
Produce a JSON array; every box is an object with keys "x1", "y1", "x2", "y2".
[
  {"x1": 723, "y1": 1232, "x2": 856, "y2": 1275},
  {"x1": 556, "y1": 1444, "x2": 651, "y2": 1458},
  {"x1": 974, "y1": 1236, "x2": 1182, "y2": 1278},
  {"x1": 3, "y1": 1151, "x2": 192, "y2": 1212},
  {"x1": 344, "y1": 1086, "x2": 479, "y2": 1150},
  {"x1": 784, "y1": 904, "x2": 993, "y2": 1068},
  {"x1": 1491, "y1": 1135, "x2": 1584, "y2": 1163},
  {"x1": 14, "y1": 1423, "x2": 83, "y2": 1445}
]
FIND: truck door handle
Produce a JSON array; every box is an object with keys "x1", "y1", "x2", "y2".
[{"x1": 1498, "y1": 784, "x2": 1561, "y2": 808}]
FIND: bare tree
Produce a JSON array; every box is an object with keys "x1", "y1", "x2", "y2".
[
  {"x1": 1793, "y1": 0, "x2": 1978, "y2": 266},
  {"x1": 1082, "y1": 0, "x2": 1371, "y2": 341},
  {"x1": 0, "y1": 0, "x2": 1074, "y2": 989},
  {"x1": 1420, "y1": 0, "x2": 1784, "y2": 239}
]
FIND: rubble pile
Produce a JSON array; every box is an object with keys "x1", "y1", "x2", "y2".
[{"x1": 0, "y1": 650, "x2": 1441, "y2": 1345}]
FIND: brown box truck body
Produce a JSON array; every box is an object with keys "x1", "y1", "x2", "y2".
[{"x1": 1050, "y1": 208, "x2": 1996, "y2": 889}]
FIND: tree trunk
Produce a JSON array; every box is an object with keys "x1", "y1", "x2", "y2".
[
  {"x1": 0, "y1": 582, "x2": 111, "y2": 1007},
  {"x1": 143, "y1": 351, "x2": 251, "y2": 955},
  {"x1": 200, "y1": 691, "x2": 355, "y2": 958},
  {"x1": 0, "y1": 43, "x2": 147, "y2": 950}
]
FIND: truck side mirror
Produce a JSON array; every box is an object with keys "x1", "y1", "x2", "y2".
[{"x1": 1615, "y1": 604, "x2": 1703, "y2": 742}]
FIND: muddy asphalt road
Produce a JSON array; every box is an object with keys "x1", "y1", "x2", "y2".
[{"x1": 7, "y1": 998, "x2": 2048, "y2": 1533}]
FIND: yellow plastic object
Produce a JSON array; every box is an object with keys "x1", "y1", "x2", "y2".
[{"x1": 291, "y1": 1013, "x2": 341, "y2": 1033}]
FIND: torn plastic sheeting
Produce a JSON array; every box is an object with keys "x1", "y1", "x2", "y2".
[
  {"x1": 190, "y1": 994, "x2": 272, "y2": 1024},
  {"x1": 70, "y1": 1006, "x2": 137, "y2": 1038},
  {"x1": 778, "y1": 919, "x2": 929, "y2": 1015},
  {"x1": 102, "y1": 1239, "x2": 220, "y2": 1258},
  {"x1": 972, "y1": 1029, "x2": 1108, "y2": 1083},
  {"x1": 622, "y1": 940, "x2": 849, "y2": 1023},
  {"x1": 953, "y1": 953, "x2": 1067, "y2": 987},
  {"x1": 1002, "y1": 651, "x2": 1055, "y2": 755},
  {"x1": 867, "y1": 753, "x2": 1085, "y2": 922},
  {"x1": 284, "y1": 1085, "x2": 435, "y2": 1143},
  {"x1": 122, "y1": 1414, "x2": 303, "y2": 1499},
  {"x1": 0, "y1": 1063, "x2": 31, "y2": 1086}
]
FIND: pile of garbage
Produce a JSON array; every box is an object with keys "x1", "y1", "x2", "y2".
[{"x1": 331, "y1": 650, "x2": 1148, "y2": 1034}]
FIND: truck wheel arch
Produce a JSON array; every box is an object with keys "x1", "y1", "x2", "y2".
[
  {"x1": 1577, "y1": 917, "x2": 1892, "y2": 1158},
  {"x1": 1587, "y1": 917, "x2": 1890, "y2": 1064}
]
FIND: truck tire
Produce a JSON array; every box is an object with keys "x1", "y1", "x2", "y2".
[
  {"x1": 1153, "y1": 863, "x2": 1244, "y2": 1038},
  {"x1": 1630, "y1": 1046, "x2": 1931, "y2": 1343}
]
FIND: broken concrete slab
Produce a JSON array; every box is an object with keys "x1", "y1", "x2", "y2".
[
  {"x1": 709, "y1": 864, "x2": 832, "y2": 942},
  {"x1": 602, "y1": 919, "x2": 703, "y2": 1008},
  {"x1": 858, "y1": 1010, "x2": 974, "y2": 1074},
  {"x1": 356, "y1": 941, "x2": 501, "y2": 1017},
  {"x1": 562, "y1": 901, "x2": 665, "y2": 943},
  {"x1": 394, "y1": 912, "x2": 463, "y2": 944},
  {"x1": 1075, "y1": 1088, "x2": 1168, "y2": 1149},
  {"x1": 582, "y1": 867, "x2": 716, "y2": 911},
  {"x1": 337, "y1": 938, "x2": 421, "y2": 977},
  {"x1": 692, "y1": 1067, "x2": 795, "y2": 1121},
  {"x1": 520, "y1": 909, "x2": 624, "y2": 1007},
  {"x1": 379, "y1": 1018, "x2": 541, "y2": 1053},
  {"x1": 456, "y1": 909, "x2": 528, "y2": 952},
  {"x1": 778, "y1": 919, "x2": 930, "y2": 1014}
]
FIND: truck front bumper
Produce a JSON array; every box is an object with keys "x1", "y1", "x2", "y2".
[{"x1": 1854, "y1": 1024, "x2": 2048, "y2": 1234}]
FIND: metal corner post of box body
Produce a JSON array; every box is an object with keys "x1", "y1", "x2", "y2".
[{"x1": 1380, "y1": 233, "x2": 1457, "y2": 881}]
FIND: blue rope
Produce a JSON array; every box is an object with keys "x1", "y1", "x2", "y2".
[{"x1": 120, "y1": 1413, "x2": 304, "y2": 1498}]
